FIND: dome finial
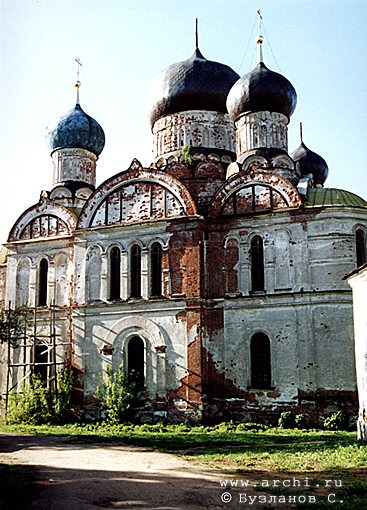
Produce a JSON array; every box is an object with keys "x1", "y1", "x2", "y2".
[
  {"x1": 256, "y1": 9, "x2": 264, "y2": 63},
  {"x1": 75, "y1": 57, "x2": 82, "y2": 105},
  {"x1": 300, "y1": 122, "x2": 303, "y2": 143}
]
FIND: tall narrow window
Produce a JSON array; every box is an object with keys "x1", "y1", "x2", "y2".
[
  {"x1": 356, "y1": 229, "x2": 366, "y2": 267},
  {"x1": 127, "y1": 336, "x2": 145, "y2": 388},
  {"x1": 38, "y1": 258, "x2": 48, "y2": 306},
  {"x1": 250, "y1": 333, "x2": 271, "y2": 389},
  {"x1": 109, "y1": 247, "x2": 121, "y2": 300},
  {"x1": 130, "y1": 244, "x2": 141, "y2": 298},
  {"x1": 150, "y1": 242, "x2": 162, "y2": 297},
  {"x1": 250, "y1": 236, "x2": 264, "y2": 292}
]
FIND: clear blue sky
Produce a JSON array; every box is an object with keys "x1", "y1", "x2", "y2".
[{"x1": 1, "y1": 0, "x2": 366, "y2": 244}]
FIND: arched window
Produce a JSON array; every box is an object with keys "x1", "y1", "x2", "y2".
[
  {"x1": 250, "y1": 236, "x2": 264, "y2": 292},
  {"x1": 38, "y1": 258, "x2": 48, "y2": 306},
  {"x1": 150, "y1": 242, "x2": 162, "y2": 297},
  {"x1": 250, "y1": 333, "x2": 271, "y2": 389},
  {"x1": 130, "y1": 244, "x2": 141, "y2": 298},
  {"x1": 356, "y1": 228, "x2": 366, "y2": 267},
  {"x1": 109, "y1": 247, "x2": 121, "y2": 300},
  {"x1": 127, "y1": 336, "x2": 145, "y2": 388}
]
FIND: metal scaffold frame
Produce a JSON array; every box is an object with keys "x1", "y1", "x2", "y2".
[{"x1": 3, "y1": 300, "x2": 72, "y2": 416}]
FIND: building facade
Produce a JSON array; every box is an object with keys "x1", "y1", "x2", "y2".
[
  {"x1": 346, "y1": 263, "x2": 367, "y2": 440},
  {"x1": 1, "y1": 37, "x2": 367, "y2": 424}
]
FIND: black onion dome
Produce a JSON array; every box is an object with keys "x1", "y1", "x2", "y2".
[
  {"x1": 147, "y1": 47, "x2": 240, "y2": 127},
  {"x1": 226, "y1": 62, "x2": 297, "y2": 121},
  {"x1": 48, "y1": 103, "x2": 105, "y2": 156},
  {"x1": 291, "y1": 141, "x2": 329, "y2": 185}
]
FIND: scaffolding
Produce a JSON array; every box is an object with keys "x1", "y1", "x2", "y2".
[{"x1": 3, "y1": 300, "x2": 72, "y2": 416}]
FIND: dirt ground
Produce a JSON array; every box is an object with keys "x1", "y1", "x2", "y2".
[{"x1": 0, "y1": 433, "x2": 248, "y2": 510}]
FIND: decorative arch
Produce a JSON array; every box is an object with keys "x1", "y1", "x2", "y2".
[
  {"x1": 105, "y1": 316, "x2": 167, "y2": 398},
  {"x1": 208, "y1": 170, "x2": 302, "y2": 218},
  {"x1": 8, "y1": 201, "x2": 76, "y2": 241},
  {"x1": 77, "y1": 166, "x2": 197, "y2": 229},
  {"x1": 106, "y1": 316, "x2": 167, "y2": 354}
]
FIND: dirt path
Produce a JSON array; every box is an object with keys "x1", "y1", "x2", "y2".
[{"x1": 0, "y1": 433, "x2": 242, "y2": 510}]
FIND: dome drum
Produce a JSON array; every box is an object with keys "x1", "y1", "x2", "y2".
[
  {"x1": 152, "y1": 110, "x2": 236, "y2": 161},
  {"x1": 235, "y1": 111, "x2": 289, "y2": 157},
  {"x1": 51, "y1": 147, "x2": 97, "y2": 189}
]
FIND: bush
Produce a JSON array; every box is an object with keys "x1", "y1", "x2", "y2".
[
  {"x1": 5, "y1": 367, "x2": 74, "y2": 425},
  {"x1": 6, "y1": 374, "x2": 51, "y2": 425},
  {"x1": 97, "y1": 366, "x2": 142, "y2": 423},
  {"x1": 295, "y1": 413, "x2": 308, "y2": 429},
  {"x1": 52, "y1": 366, "x2": 74, "y2": 424},
  {"x1": 278, "y1": 411, "x2": 295, "y2": 429},
  {"x1": 323, "y1": 411, "x2": 349, "y2": 431},
  {"x1": 278, "y1": 411, "x2": 309, "y2": 429}
]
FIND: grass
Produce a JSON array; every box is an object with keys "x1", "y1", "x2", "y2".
[{"x1": 0, "y1": 421, "x2": 366, "y2": 509}]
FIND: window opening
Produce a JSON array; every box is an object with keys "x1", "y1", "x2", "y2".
[
  {"x1": 356, "y1": 228, "x2": 366, "y2": 267},
  {"x1": 130, "y1": 244, "x2": 141, "y2": 298},
  {"x1": 250, "y1": 333, "x2": 271, "y2": 389},
  {"x1": 251, "y1": 236, "x2": 264, "y2": 291},
  {"x1": 38, "y1": 258, "x2": 48, "y2": 306},
  {"x1": 128, "y1": 336, "x2": 145, "y2": 388},
  {"x1": 150, "y1": 243, "x2": 162, "y2": 297},
  {"x1": 110, "y1": 247, "x2": 121, "y2": 300}
]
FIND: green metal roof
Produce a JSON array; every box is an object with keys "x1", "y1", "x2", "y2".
[{"x1": 305, "y1": 188, "x2": 367, "y2": 209}]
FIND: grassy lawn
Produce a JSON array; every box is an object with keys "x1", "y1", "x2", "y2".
[{"x1": 0, "y1": 422, "x2": 366, "y2": 508}]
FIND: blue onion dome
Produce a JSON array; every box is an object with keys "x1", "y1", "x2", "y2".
[
  {"x1": 147, "y1": 47, "x2": 240, "y2": 127},
  {"x1": 291, "y1": 141, "x2": 329, "y2": 186},
  {"x1": 226, "y1": 61, "x2": 297, "y2": 121},
  {"x1": 47, "y1": 103, "x2": 105, "y2": 157}
]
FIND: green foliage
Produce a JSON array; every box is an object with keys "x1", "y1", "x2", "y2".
[
  {"x1": 323, "y1": 411, "x2": 349, "y2": 431},
  {"x1": 278, "y1": 411, "x2": 308, "y2": 429},
  {"x1": 52, "y1": 366, "x2": 74, "y2": 424},
  {"x1": 278, "y1": 411, "x2": 295, "y2": 428},
  {"x1": 295, "y1": 412, "x2": 308, "y2": 428},
  {"x1": 6, "y1": 374, "x2": 51, "y2": 425},
  {"x1": 5, "y1": 367, "x2": 74, "y2": 425},
  {"x1": 181, "y1": 144, "x2": 193, "y2": 164},
  {"x1": 0, "y1": 305, "x2": 30, "y2": 348},
  {"x1": 97, "y1": 366, "x2": 142, "y2": 423}
]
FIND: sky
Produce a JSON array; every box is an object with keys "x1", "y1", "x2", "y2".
[{"x1": 0, "y1": 0, "x2": 366, "y2": 245}]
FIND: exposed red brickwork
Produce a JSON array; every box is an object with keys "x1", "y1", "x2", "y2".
[
  {"x1": 167, "y1": 220, "x2": 206, "y2": 297},
  {"x1": 172, "y1": 304, "x2": 203, "y2": 406},
  {"x1": 203, "y1": 346, "x2": 258, "y2": 403},
  {"x1": 225, "y1": 238, "x2": 239, "y2": 293}
]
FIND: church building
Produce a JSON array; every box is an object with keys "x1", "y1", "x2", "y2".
[{"x1": 1, "y1": 32, "x2": 367, "y2": 424}]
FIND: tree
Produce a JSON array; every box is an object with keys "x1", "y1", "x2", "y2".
[{"x1": 0, "y1": 305, "x2": 30, "y2": 348}]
